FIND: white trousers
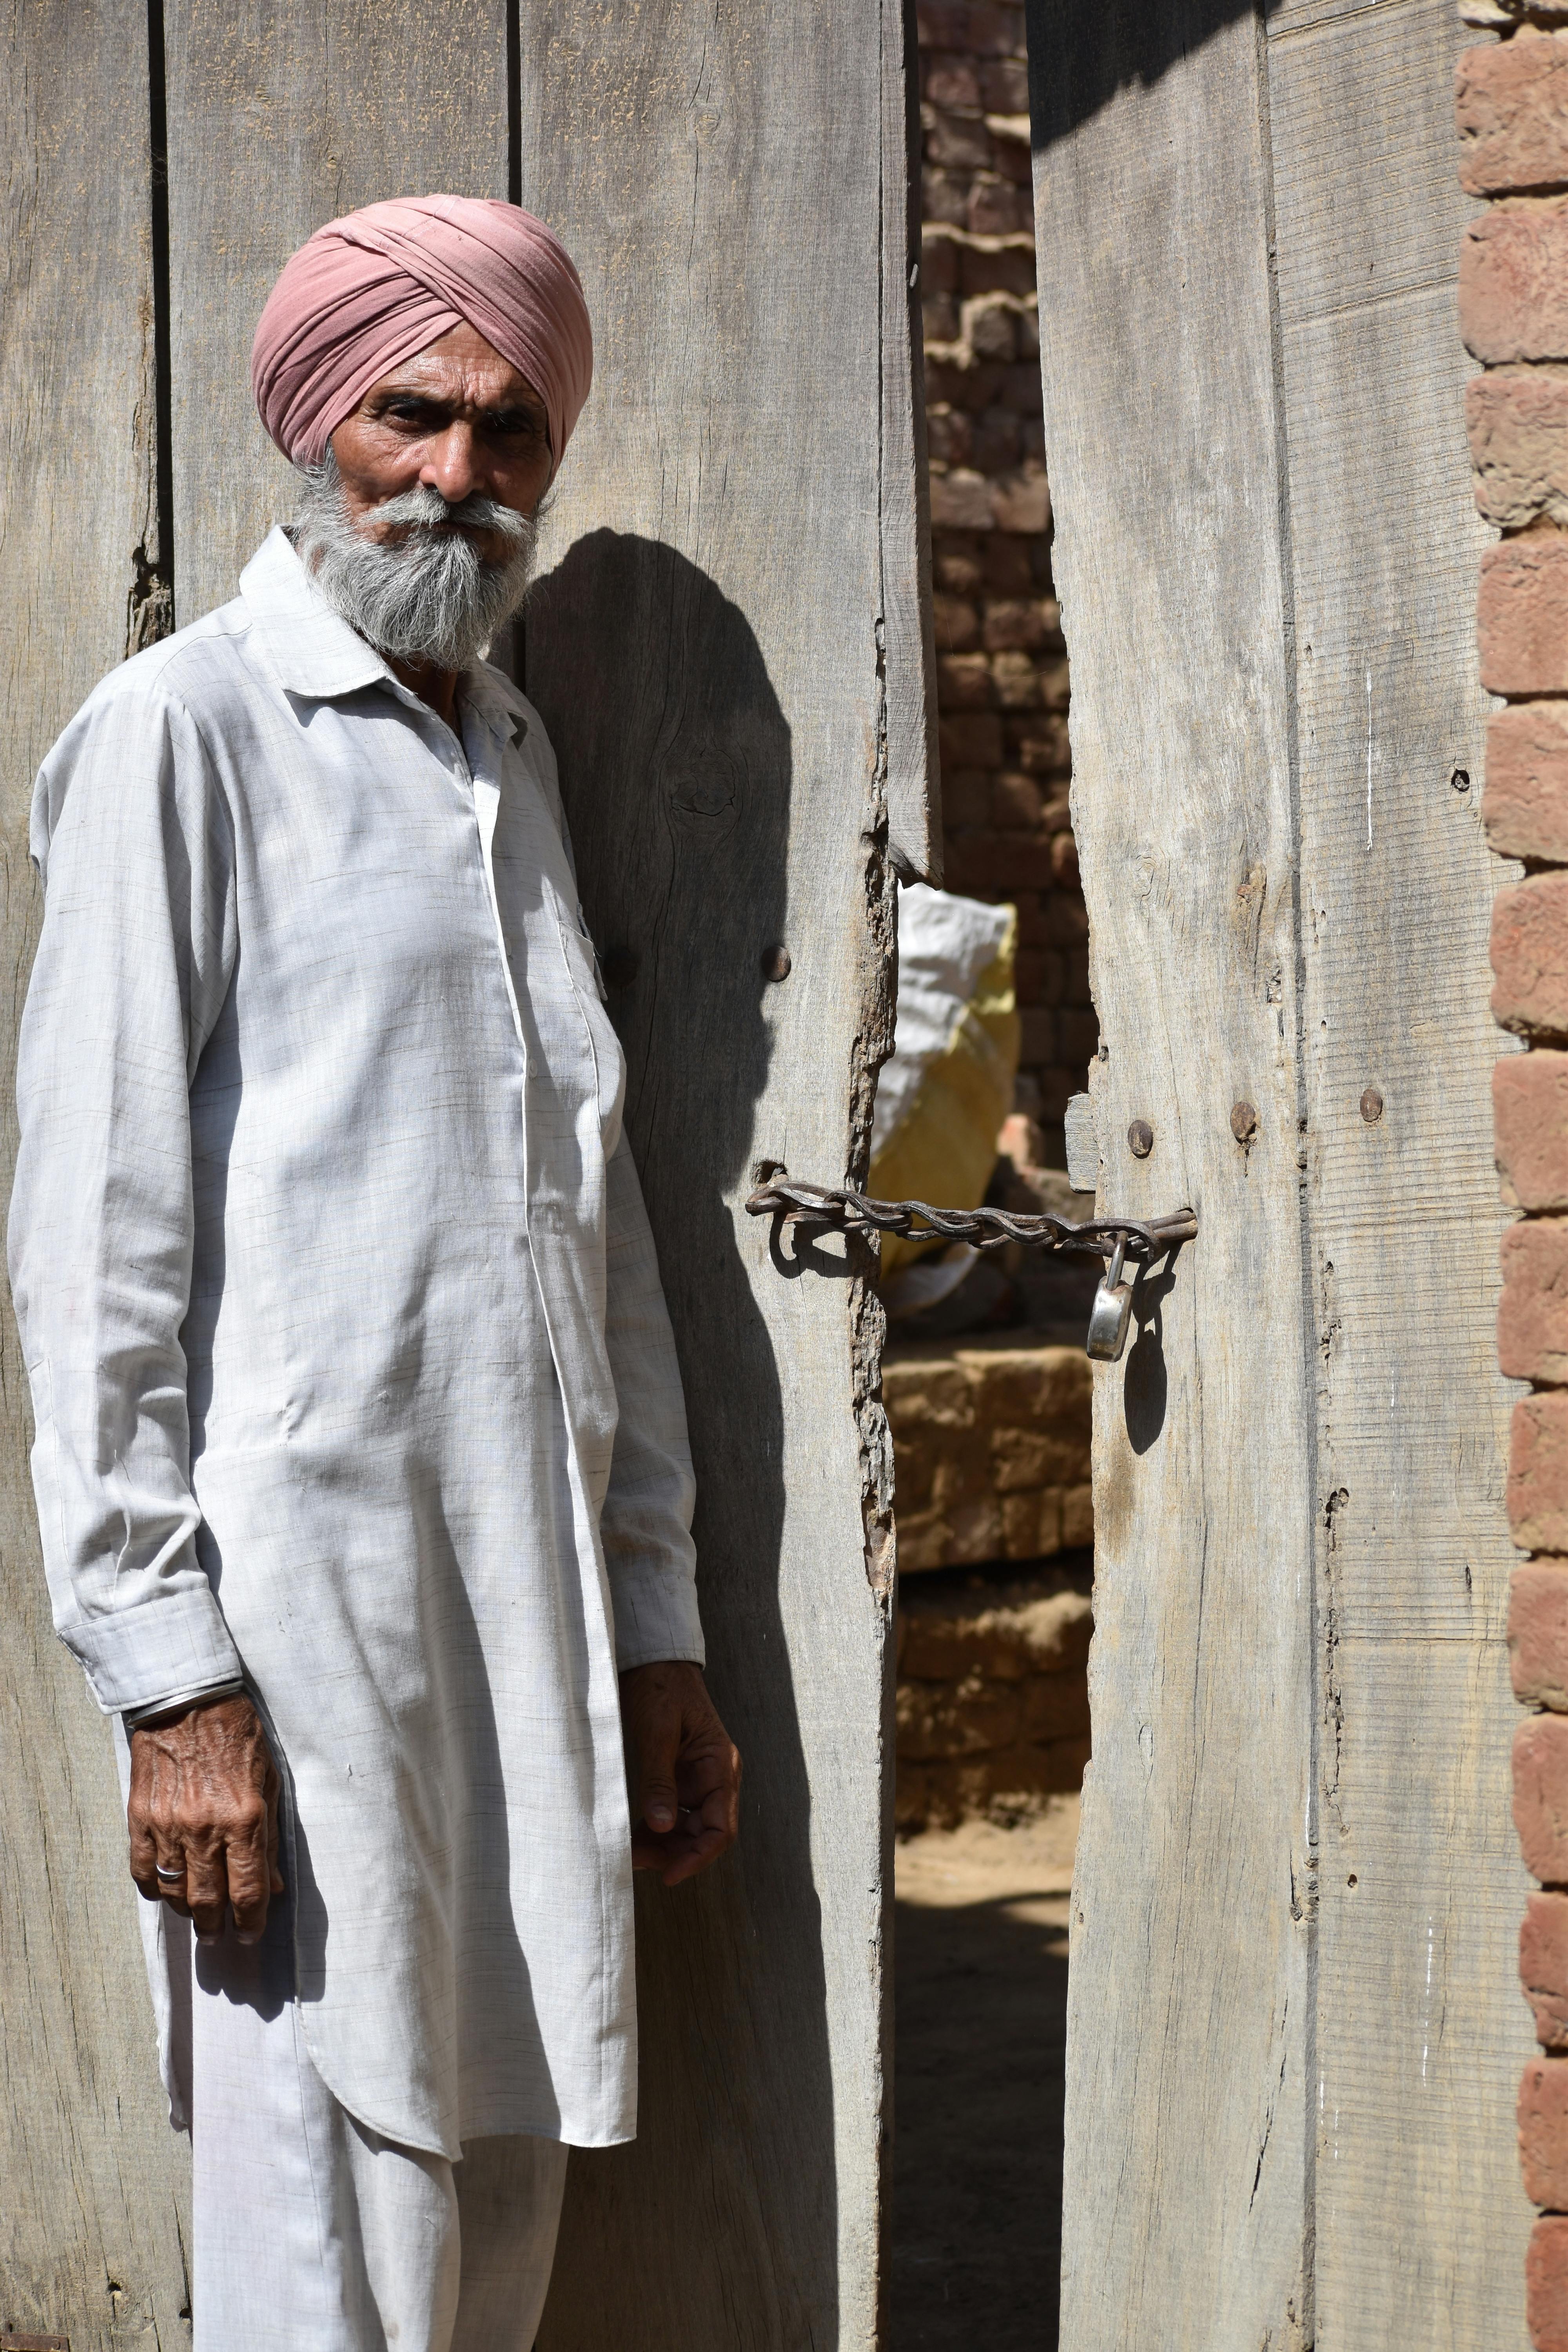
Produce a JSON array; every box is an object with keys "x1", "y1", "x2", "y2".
[{"x1": 175, "y1": 1899, "x2": 567, "y2": 2352}]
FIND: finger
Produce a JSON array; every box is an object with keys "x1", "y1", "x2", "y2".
[
  {"x1": 147, "y1": 1827, "x2": 192, "y2": 1916},
  {"x1": 225, "y1": 1789, "x2": 274, "y2": 1945},
  {"x1": 181, "y1": 1832, "x2": 229, "y2": 1944},
  {"x1": 634, "y1": 1708, "x2": 682, "y2": 1839},
  {"x1": 265, "y1": 1761, "x2": 285, "y2": 1898}
]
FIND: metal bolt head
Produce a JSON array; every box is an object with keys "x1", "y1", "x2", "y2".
[
  {"x1": 1127, "y1": 1119, "x2": 1154, "y2": 1158},
  {"x1": 762, "y1": 944, "x2": 792, "y2": 982},
  {"x1": 1230, "y1": 1100, "x2": 1258, "y2": 1143},
  {"x1": 1359, "y1": 1086, "x2": 1384, "y2": 1124}
]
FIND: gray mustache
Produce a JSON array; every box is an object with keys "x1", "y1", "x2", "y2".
[{"x1": 368, "y1": 484, "x2": 531, "y2": 548}]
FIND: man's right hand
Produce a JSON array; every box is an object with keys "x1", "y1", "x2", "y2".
[{"x1": 128, "y1": 1693, "x2": 283, "y2": 1946}]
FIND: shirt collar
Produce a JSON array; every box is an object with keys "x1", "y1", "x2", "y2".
[{"x1": 239, "y1": 525, "x2": 531, "y2": 744}]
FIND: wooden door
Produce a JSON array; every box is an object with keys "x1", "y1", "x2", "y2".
[
  {"x1": 1028, "y1": 5, "x2": 1531, "y2": 2344},
  {"x1": 1, "y1": 6, "x2": 929, "y2": 2345}
]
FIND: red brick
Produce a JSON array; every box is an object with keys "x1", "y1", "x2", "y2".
[
  {"x1": 1497, "y1": 1051, "x2": 1568, "y2": 1212},
  {"x1": 1504, "y1": 1220, "x2": 1568, "y2": 1387},
  {"x1": 921, "y1": 166, "x2": 971, "y2": 231},
  {"x1": 967, "y1": 4, "x2": 1026, "y2": 58},
  {"x1": 1479, "y1": 533, "x2": 1568, "y2": 695},
  {"x1": 942, "y1": 766, "x2": 992, "y2": 827},
  {"x1": 1526, "y1": 1892, "x2": 1568, "y2": 2049},
  {"x1": 981, "y1": 56, "x2": 1030, "y2": 112},
  {"x1": 942, "y1": 833, "x2": 1055, "y2": 892},
  {"x1": 915, "y1": 4, "x2": 969, "y2": 53},
  {"x1": 922, "y1": 290, "x2": 960, "y2": 345},
  {"x1": 1019, "y1": 1008, "x2": 1057, "y2": 1065},
  {"x1": 932, "y1": 593, "x2": 979, "y2": 652},
  {"x1": 933, "y1": 536, "x2": 984, "y2": 596},
  {"x1": 1041, "y1": 891, "x2": 1089, "y2": 949},
  {"x1": 958, "y1": 239, "x2": 1036, "y2": 299},
  {"x1": 924, "y1": 55, "x2": 981, "y2": 111},
  {"x1": 983, "y1": 534, "x2": 1037, "y2": 593},
  {"x1": 936, "y1": 651, "x2": 994, "y2": 710},
  {"x1": 992, "y1": 468, "x2": 1051, "y2": 534},
  {"x1": 1517, "y1": 1711, "x2": 1568, "y2": 1882},
  {"x1": 1052, "y1": 831, "x2": 1080, "y2": 889},
  {"x1": 1060, "y1": 1010, "x2": 1099, "y2": 1066},
  {"x1": 1457, "y1": 35, "x2": 1568, "y2": 196},
  {"x1": 982, "y1": 597, "x2": 1049, "y2": 652},
  {"x1": 969, "y1": 179, "x2": 1033, "y2": 237},
  {"x1": 1523, "y1": 2058, "x2": 1568, "y2": 2206},
  {"x1": 1010, "y1": 891, "x2": 1047, "y2": 947},
  {"x1": 972, "y1": 407, "x2": 1023, "y2": 470},
  {"x1": 1467, "y1": 370, "x2": 1568, "y2": 529},
  {"x1": 991, "y1": 771, "x2": 1043, "y2": 829},
  {"x1": 920, "y1": 227, "x2": 961, "y2": 293},
  {"x1": 1014, "y1": 717, "x2": 1071, "y2": 775},
  {"x1": 1461, "y1": 200, "x2": 1568, "y2": 365},
  {"x1": 992, "y1": 650, "x2": 1040, "y2": 710},
  {"x1": 1514, "y1": 1563, "x2": 1568, "y2": 1708},
  {"x1": 1014, "y1": 946, "x2": 1060, "y2": 1005},
  {"x1": 928, "y1": 107, "x2": 993, "y2": 173},
  {"x1": 1495, "y1": 875, "x2": 1568, "y2": 1038},
  {"x1": 1514, "y1": 1394, "x2": 1568, "y2": 1554},
  {"x1": 937, "y1": 712, "x2": 1004, "y2": 771},
  {"x1": 1485, "y1": 702, "x2": 1568, "y2": 862},
  {"x1": 1528, "y1": 2214, "x2": 1568, "y2": 2350},
  {"x1": 929, "y1": 468, "x2": 996, "y2": 531},
  {"x1": 1034, "y1": 1066, "x2": 1075, "y2": 1122}
]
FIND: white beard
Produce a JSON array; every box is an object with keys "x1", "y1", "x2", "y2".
[{"x1": 292, "y1": 449, "x2": 539, "y2": 672}]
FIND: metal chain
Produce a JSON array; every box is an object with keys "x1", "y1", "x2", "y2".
[{"x1": 744, "y1": 1173, "x2": 1198, "y2": 1263}]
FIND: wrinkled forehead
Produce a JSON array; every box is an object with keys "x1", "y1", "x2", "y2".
[{"x1": 367, "y1": 324, "x2": 546, "y2": 423}]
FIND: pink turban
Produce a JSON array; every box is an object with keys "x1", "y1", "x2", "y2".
[{"x1": 251, "y1": 194, "x2": 593, "y2": 470}]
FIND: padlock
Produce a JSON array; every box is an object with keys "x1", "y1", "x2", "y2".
[{"x1": 1086, "y1": 1235, "x2": 1134, "y2": 1363}]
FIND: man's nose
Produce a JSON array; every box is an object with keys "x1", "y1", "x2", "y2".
[{"x1": 421, "y1": 423, "x2": 480, "y2": 506}]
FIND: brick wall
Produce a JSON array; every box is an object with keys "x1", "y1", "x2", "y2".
[
  {"x1": 1458, "y1": 13, "x2": 1568, "y2": 2345},
  {"x1": 916, "y1": 0, "x2": 1095, "y2": 1147}
]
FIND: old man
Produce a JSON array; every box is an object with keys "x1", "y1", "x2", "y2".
[{"x1": 8, "y1": 194, "x2": 740, "y2": 2349}]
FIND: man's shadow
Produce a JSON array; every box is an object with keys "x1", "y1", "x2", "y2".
[{"x1": 520, "y1": 533, "x2": 837, "y2": 2352}]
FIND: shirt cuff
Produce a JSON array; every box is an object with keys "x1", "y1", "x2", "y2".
[
  {"x1": 59, "y1": 1585, "x2": 245, "y2": 1716},
  {"x1": 609, "y1": 1562, "x2": 706, "y2": 1674}
]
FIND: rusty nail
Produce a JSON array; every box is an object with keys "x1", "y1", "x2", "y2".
[
  {"x1": 762, "y1": 944, "x2": 792, "y2": 982},
  {"x1": 1230, "y1": 1100, "x2": 1258, "y2": 1143},
  {"x1": 1359, "y1": 1087, "x2": 1384, "y2": 1124},
  {"x1": 1127, "y1": 1119, "x2": 1154, "y2": 1158}
]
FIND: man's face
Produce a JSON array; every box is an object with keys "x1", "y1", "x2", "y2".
[{"x1": 331, "y1": 322, "x2": 554, "y2": 563}]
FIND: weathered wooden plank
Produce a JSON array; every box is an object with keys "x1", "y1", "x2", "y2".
[
  {"x1": 1026, "y1": 12, "x2": 1316, "y2": 2344},
  {"x1": 1265, "y1": 4, "x2": 1532, "y2": 2343},
  {"x1": 882, "y1": 0, "x2": 942, "y2": 885},
  {"x1": 515, "y1": 7, "x2": 899, "y2": 2345},
  {"x1": 163, "y1": 0, "x2": 509, "y2": 624},
  {"x1": 0, "y1": 9, "x2": 194, "y2": 2346}
]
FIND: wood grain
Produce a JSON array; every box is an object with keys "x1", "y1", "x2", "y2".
[
  {"x1": 1030, "y1": 3, "x2": 1529, "y2": 2344},
  {"x1": 0, "y1": 8, "x2": 194, "y2": 2346},
  {"x1": 162, "y1": 0, "x2": 509, "y2": 621},
  {"x1": 1265, "y1": 3, "x2": 1532, "y2": 2343},
  {"x1": 1029, "y1": 13, "x2": 1316, "y2": 2343},
  {"x1": 515, "y1": 5, "x2": 900, "y2": 2343}
]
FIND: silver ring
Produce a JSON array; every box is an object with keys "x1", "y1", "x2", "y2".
[{"x1": 154, "y1": 1862, "x2": 185, "y2": 1884}]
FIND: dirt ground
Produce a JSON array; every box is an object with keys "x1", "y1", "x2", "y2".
[{"x1": 890, "y1": 1797, "x2": 1078, "y2": 2350}]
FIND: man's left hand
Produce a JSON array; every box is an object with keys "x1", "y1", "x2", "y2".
[{"x1": 619, "y1": 1661, "x2": 740, "y2": 1887}]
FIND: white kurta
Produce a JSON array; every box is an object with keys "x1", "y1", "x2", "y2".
[{"x1": 8, "y1": 527, "x2": 704, "y2": 2157}]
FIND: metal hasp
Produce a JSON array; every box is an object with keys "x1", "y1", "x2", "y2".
[{"x1": 744, "y1": 1171, "x2": 1197, "y2": 1356}]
